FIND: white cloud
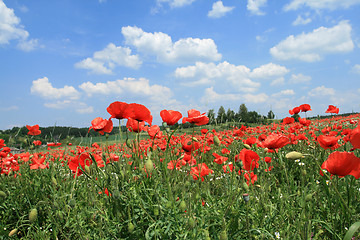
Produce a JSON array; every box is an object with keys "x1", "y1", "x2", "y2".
[
  {"x1": 44, "y1": 100, "x2": 93, "y2": 113},
  {"x1": 284, "y1": 0, "x2": 360, "y2": 11},
  {"x1": 121, "y1": 26, "x2": 221, "y2": 63},
  {"x1": 17, "y1": 39, "x2": 39, "y2": 52},
  {"x1": 292, "y1": 15, "x2": 312, "y2": 26},
  {"x1": 247, "y1": 0, "x2": 267, "y2": 15},
  {"x1": 352, "y1": 64, "x2": 360, "y2": 74},
  {"x1": 75, "y1": 43, "x2": 141, "y2": 74},
  {"x1": 31, "y1": 77, "x2": 80, "y2": 100},
  {"x1": 308, "y1": 85, "x2": 335, "y2": 97},
  {"x1": 156, "y1": 0, "x2": 196, "y2": 8},
  {"x1": 0, "y1": 1, "x2": 38, "y2": 50},
  {"x1": 272, "y1": 89, "x2": 295, "y2": 97},
  {"x1": 175, "y1": 61, "x2": 260, "y2": 92},
  {"x1": 208, "y1": 1, "x2": 235, "y2": 18},
  {"x1": 79, "y1": 77, "x2": 174, "y2": 103},
  {"x1": 270, "y1": 21, "x2": 354, "y2": 62},
  {"x1": 250, "y1": 63, "x2": 290, "y2": 79},
  {"x1": 201, "y1": 87, "x2": 268, "y2": 104},
  {"x1": 270, "y1": 77, "x2": 285, "y2": 86},
  {"x1": 289, "y1": 73, "x2": 312, "y2": 84}
]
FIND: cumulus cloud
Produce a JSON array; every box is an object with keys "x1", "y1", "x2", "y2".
[
  {"x1": 247, "y1": 0, "x2": 267, "y2": 15},
  {"x1": 292, "y1": 14, "x2": 312, "y2": 26},
  {"x1": 44, "y1": 100, "x2": 93, "y2": 113},
  {"x1": 270, "y1": 21, "x2": 354, "y2": 62},
  {"x1": 250, "y1": 63, "x2": 290, "y2": 79},
  {"x1": 352, "y1": 64, "x2": 360, "y2": 74},
  {"x1": 156, "y1": 0, "x2": 196, "y2": 8},
  {"x1": 31, "y1": 77, "x2": 80, "y2": 100},
  {"x1": 201, "y1": 87, "x2": 268, "y2": 104},
  {"x1": 289, "y1": 73, "x2": 312, "y2": 84},
  {"x1": 284, "y1": 0, "x2": 360, "y2": 11},
  {"x1": 79, "y1": 77, "x2": 174, "y2": 103},
  {"x1": 272, "y1": 89, "x2": 295, "y2": 97},
  {"x1": 0, "y1": 1, "x2": 38, "y2": 50},
  {"x1": 121, "y1": 26, "x2": 221, "y2": 63},
  {"x1": 75, "y1": 43, "x2": 141, "y2": 74},
  {"x1": 308, "y1": 85, "x2": 335, "y2": 97},
  {"x1": 208, "y1": 1, "x2": 235, "y2": 18},
  {"x1": 175, "y1": 61, "x2": 260, "y2": 92}
]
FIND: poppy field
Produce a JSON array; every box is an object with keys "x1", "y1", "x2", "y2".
[{"x1": 1, "y1": 102, "x2": 360, "y2": 239}]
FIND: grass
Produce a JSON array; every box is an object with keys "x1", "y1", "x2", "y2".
[{"x1": 1, "y1": 115, "x2": 360, "y2": 239}]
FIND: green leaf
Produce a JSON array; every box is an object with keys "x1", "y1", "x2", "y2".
[{"x1": 344, "y1": 221, "x2": 360, "y2": 240}]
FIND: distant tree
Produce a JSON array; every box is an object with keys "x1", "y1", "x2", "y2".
[
  {"x1": 238, "y1": 103, "x2": 249, "y2": 122},
  {"x1": 226, "y1": 108, "x2": 235, "y2": 122},
  {"x1": 207, "y1": 109, "x2": 216, "y2": 124},
  {"x1": 267, "y1": 110, "x2": 275, "y2": 119},
  {"x1": 247, "y1": 111, "x2": 261, "y2": 123},
  {"x1": 217, "y1": 106, "x2": 226, "y2": 124}
]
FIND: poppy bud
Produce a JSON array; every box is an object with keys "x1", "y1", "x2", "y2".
[
  {"x1": 51, "y1": 177, "x2": 57, "y2": 186},
  {"x1": 29, "y1": 208, "x2": 38, "y2": 223},
  {"x1": 243, "y1": 144, "x2": 251, "y2": 149},
  {"x1": 145, "y1": 159, "x2": 154, "y2": 174},
  {"x1": 285, "y1": 151, "x2": 303, "y2": 160},
  {"x1": 113, "y1": 189, "x2": 121, "y2": 199},
  {"x1": 154, "y1": 207, "x2": 159, "y2": 216},
  {"x1": 242, "y1": 193, "x2": 250, "y2": 203},
  {"x1": 128, "y1": 222, "x2": 135, "y2": 233},
  {"x1": 214, "y1": 135, "x2": 221, "y2": 146},
  {"x1": 219, "y1": 230, "x2": 228, "y2": 240},
  {"x1": 85, "y1": 165, "x2": 91, "y2": 175},
  {"x1": 8, "y1": 229, "x2": 18, "y2": 237},
  {"x1": 305, "y1": 193, "x2": 313, "y2": 202},
  {"x1": 188, "y1": 218, "x2": 196, "y2": 228},
  {"x1": 179, "y1": 200, "x2": 186, "y2": 212},
  {"x1": 192, "y1": 137, "x2": 199, "y2": 142},
  {"x1": 0, "y1": 191, "x2": 6, "y2": 198}
]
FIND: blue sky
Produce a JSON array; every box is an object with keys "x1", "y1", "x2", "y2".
[{"x1": 1, "y1": 0, "x2": 360, "y2": 130}]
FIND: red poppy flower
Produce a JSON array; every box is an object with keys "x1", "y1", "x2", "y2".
[
  {"x1": 244, "y1": 172, "x2": 258, "y2": 185},
  {"x1": 147, "y1": 125, "x2": 163, "y2": 139},
  {"x1": 350, "y1": 126, "x2": 360, "y2": 149},
  {"x1": 88, "y1": 117, "x2": 113, "y2": 135},
  {"x1": 160, "y1": 109, "x2": 182, "y2": 126},
  {"x1": 213, "y1": 152, "x2": 228, "y2": 164},
  {"x1": 33, "y1": 140, "x2": 42, "y2": 146},
  {"x1": 29, "y1": 153, "x2": 48, "y2": 170},
  {"x1": 282, "y1": 117, "x2": 295, "y2": 125},
  {"x1": 190, "y1": 163, "x2": 213, "y2": 181},
  {"x1": 123, "y1": 103, "x2": 153, "y2": 125},
  {"x1": 107, "y1": 101, "x2": 129, "y2": 119},
  {"x1": 261, "y1": 134, "x2": 289, "y2": 149},
  {"x1": 0, "y1": 139, "x2": 6, "y2": 149},
  {"x1": 299, "y1": 104, "x2": 312, "y2": 112},
  {"x1": 126, "y1": 118, "x2": 145, "y2": 133},
  {"x1": 68, "y1": 152, "x2": 92, "y2": 176},
  {"x1": 299, "y1": 117, "x2": 311, "y2": 126},
  {"x1": 182, "y1": 109, "x2": 209, "y2": 126},
  {"x1": 321, "y1": 151, "x2": 360, "y2": 178},
  {"x1": 292, "y1": 107, "x2": 301, "y2": 114},
  {"x1": 325, "y1": 105, "x2": 339, "y2": 114},
  {"x1": 317, "y1": 135, "x2": 340, "y2": 150},
  {"x1": 181, "y1": 137, "x2": 200, "y2": 153},
  {"x1": 235, "y1": 149, "x2": 260, "y2": 171},
  {"x1": 26, "y1": 125, "x2": 41, "y2": 136}
]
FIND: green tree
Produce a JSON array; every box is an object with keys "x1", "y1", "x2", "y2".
[
  {"x1": 207, "y1": 109, "x2": 216, "y2": 125},
  {"x1": 267, "y1": 110, "x2": 275, "y2": 119},
  {"x1": 217, "y1": 106, "x2": 226, "y2": 124},
  {"x1": 226, "y1": 108, "x2": 235, "y2": 122},
  {"x1": 238, "y1": 103, "x2": 248, "y2": 122}
]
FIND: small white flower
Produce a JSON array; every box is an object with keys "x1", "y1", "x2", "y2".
[
  {"x1": 275, "y1": 231, "x2": 280, "y2": 239},
  {"x1": 326, "y1": 180, "x2": 331, "y2": 185},
  {"x1": 298, "y1": 162, "x2": 305, "y2": 166}
]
